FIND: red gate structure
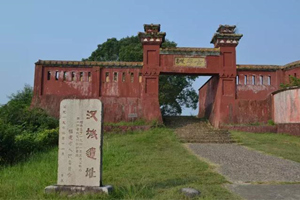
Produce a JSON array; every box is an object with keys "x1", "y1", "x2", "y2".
[{"x1": 32, "y1": 24, "x2": 300, "y2": 127}]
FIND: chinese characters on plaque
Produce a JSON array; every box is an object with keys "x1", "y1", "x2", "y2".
[
  {"x1": 174, "y1": 57, "x2": 206, "y2": 68},
  {"x1": 57, "y1": 99, "x2": 102, "y2": 187}
]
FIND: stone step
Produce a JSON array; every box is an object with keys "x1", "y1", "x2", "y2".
[{"x1": 163, "y1": 116, "x2": 233, "y2": 144}]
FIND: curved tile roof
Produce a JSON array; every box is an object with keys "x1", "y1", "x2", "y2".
[
  {"x1": 236, "y1": 64, "x2": 281, "y2": 71},
  {"x1": 237, "y1": 61, "x2": 300, "y2": 71}
]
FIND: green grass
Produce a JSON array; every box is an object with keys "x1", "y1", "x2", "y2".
[
  {"x1": 0, "y1": 128, "x2": 239, "y2": 200},
  {"x1": 231, "y1": 131, "x2": 300, "y2": 163}
]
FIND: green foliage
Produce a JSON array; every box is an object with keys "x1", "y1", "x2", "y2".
[
  {"x1": 0, "y1": 85, "x2": 59, "y2": 165},
  {"x1": 267, "y1": 119, "x2": 275, "y2": 126},
  {"x1": 84, "y1": 36, "x2": 198, "y2": 115},
  {"x1": 159, "y1": 75, "x2": 198, "y2": 115},
  {"x1": 280, "y1": 76, "x2": 300, "y2": 89}
]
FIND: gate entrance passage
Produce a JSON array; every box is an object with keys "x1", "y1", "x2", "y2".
[
  {"x1": 32, "y1": 24, "x2": 300, "y2": 127},
  {"x1": 138, "y1": 24, "x2": 241, "y2": 127}
]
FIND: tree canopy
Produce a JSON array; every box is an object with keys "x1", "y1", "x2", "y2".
[{"x1": 84, "y1": 36, "x2": 198, "y2": 115}]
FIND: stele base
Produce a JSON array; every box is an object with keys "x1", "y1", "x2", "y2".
[{"x1": 44, "y1": 185, "x2": 113, "y2": 195}]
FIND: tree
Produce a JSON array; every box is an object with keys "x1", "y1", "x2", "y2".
[{"x1": 84, "y1": 36, "x2": 198, "y2": 115}]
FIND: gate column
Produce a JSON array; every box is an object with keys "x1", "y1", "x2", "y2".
[
  {"x1": 138, "y1": 24, "x2": 166, "y2": 123},
  {"x1": 211, "y1": 25, "x2": 243, "y2": 126}
]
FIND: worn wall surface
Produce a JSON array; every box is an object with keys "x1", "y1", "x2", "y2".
[
  {"x1": 32, "y1": 64, "x2": 144, "y2": 123},
  {"x1": 222, "y1": 124, "x2": 300, "y2": 136},
  {"x1": 198, "y1": 76, "x2": 220, "y2": 125},
  {"x1": 277, "y1": 123, "x2": 300, "y2": 136},
  {"x1": 236, "y1": 70, "x2": 280, "y2": 100},
  {"x1": 221, "y1": 125, "x2": 277, "y2": 133},
  {"x1": 233, "y1": 97, "x2": 272, "y2": 124},
  {"x1": 284, "y1": 67, "x2": 300, "y2": 82},
  {"x1": 42, "y1": 66, "x2": 94, "y2": 96},
  {"x1": 273, "y1": 88, "x2": 300, "y2": 123},
  {"x1": 101, "y1": 68, "x2": 142, "y2": 97}
]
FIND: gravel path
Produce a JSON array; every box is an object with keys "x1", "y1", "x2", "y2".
[{"x1": 188, "y1": 143, "x2": 300, "y2": 183}]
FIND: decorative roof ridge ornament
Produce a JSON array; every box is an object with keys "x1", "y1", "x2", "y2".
[
  {"x1": 138, "y1": 24, "x2": 166, "y2": 45},
  {"x1": 217, "y1": 24, "x2": 236, "y2": 34},
  {"x1": 144, "y1": 24, "x2": 161, "y2": 33},
  {"x1": 211, "y1": 24, "x2": 243, "y2": 47}
]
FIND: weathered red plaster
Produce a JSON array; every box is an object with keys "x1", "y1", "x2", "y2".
[
  {"x1": 31, "y1": 24, "x2": 300, "y2": 127},
  {"x1": 273, "y1": 88, "x2": 300, "y2": 123},
  {"x1": 222, "y1": 123, "x2": 300, "y2": 137},
  {"x1": 221, "y1": 125, "x2": 277, "y2": 134},
  {"x1": 277, "y1": 123, "x2": 300, "y2": 136}
]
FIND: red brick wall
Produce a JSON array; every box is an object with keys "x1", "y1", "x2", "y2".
[
  {"x1": 236, "y1": 70, "x2": 280, "y2": 100},
  {"x1": 284, "y1": 68, "x2": 300, "y2": 83},
  {"x1": 277, "y1": 123, "x2": 300, "y2": 136},
  {"x1": 222, "y1": 123, "x2": 300, "y2": 137},
  {"x1": 198, "y1": 76, "x2": 220, "y2": 126},
  {"x1": 42, "y1": 66, "x2": 93, "y2": 96},
  {"x1": 221, "y1": 125, "x2": 277, "y2": 133},
  {"x1": 32, "y1": 65, "x2": 144, "y2": 122},
  {"x1": 100, "y1": 68, "x2": 142, "y2": 97},
  {"x1": 233, "y1": 96, "x2": 272, "y2": 124}
]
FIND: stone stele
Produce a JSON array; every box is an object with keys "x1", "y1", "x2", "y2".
[{"x1": 45, "y1": 99, "x2": 112, "y2": 195}]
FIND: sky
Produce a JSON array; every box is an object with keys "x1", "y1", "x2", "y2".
[{"x1": 0, "y1": 0, "x2": 299, "y2": 115}]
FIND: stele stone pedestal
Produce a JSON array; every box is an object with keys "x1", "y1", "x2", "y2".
[{"x1": 45, "y1": 99, "x2": 113, "y2": 195}]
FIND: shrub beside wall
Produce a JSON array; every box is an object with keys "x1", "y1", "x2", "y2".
[{"x1": 0, "y1": 85, "x2": 59, "y2": 165}]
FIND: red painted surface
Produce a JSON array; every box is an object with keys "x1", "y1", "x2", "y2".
[
  {"x1": 236, "y1": 71, "x2": 280, "y2": 100},
  {"x1": 222, "y1": 123, "x2": 300, "y2": 137},
  {"x1": 31, "y1": 24, "x2": 300, "y2": 127},
  {"x1": 198, "y1": 76, "x2": 220, "y2": 126},
  {"x1": 233, "y1": 97, "x2": 272, "y2": 124},
  {"x1": 277, "y1": 123, "x2": 300, "y2": 136},
  {"x1": 221, "y1": 125, "x2": 277, "y2": 133},
  {"x1": 273, "y1": 88, "x2": 300, "y2": 123}
]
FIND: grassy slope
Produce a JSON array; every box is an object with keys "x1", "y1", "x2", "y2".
[
  {"x1": 0, "y1": 128, "x2": 238, "y2": 200},
  {"x1": 231, "y1": 131, "x2": 300, "y2": 163}
]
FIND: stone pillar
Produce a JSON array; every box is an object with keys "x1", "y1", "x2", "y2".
[
  {"x1": 211, "y1": 25, "x2": 243, "y2": 126},
  {"x1": 92, "y1": 66, "x2": 101, "y2": 98},
  {"x1": 138, "y1": 24, "x2": 166, "y2": 123}
]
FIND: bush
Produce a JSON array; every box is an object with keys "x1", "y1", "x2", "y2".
[
  {"x1": 0, "y1": 85, "x2": 59, "y2": 165},
  {"x1": 267, "y1": 120, "x2": 275, "y2": 126},
  {"x1": 280, "y1": 76, "x2": 300, "y2": 89},
  {"x1": 0, "y1": 121, "x2": 22, "y2": 164}
]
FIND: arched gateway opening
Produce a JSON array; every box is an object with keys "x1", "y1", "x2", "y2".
[
  {"x1": 158, "y1": 74, "x2": 211, "y2": 117},
  {"x1": 138, "y1": 24, "x2": 242, "y2": 127}
]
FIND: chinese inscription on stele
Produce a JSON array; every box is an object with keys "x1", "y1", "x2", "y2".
[
  {"x1": 58, "y1": 99, "x2": 102, "y2": 187},
  {"x1": 174, "y1": 57, "x2": 206, "y2": 68}
]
